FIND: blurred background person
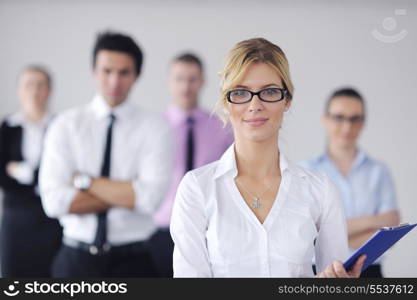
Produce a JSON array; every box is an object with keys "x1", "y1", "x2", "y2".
[
  {"x1": 39, "y1": 32, "x2": 172, "y2": 277},
  {"x1": 150, "y1": 53, "x2": 233, "y2": 277},
  {"x1": 0, "y1": 65, "x2": 62, "y2": 277},
  {"x1": 302, "y1": 87, "x2": 400, "y2": 277}
]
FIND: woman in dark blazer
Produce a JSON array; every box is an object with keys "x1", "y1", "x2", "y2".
[{"x1": 0, "y1": 65, "x2": 62, "y2": 277}]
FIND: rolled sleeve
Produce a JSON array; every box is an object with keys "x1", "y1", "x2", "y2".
[
  {"x1": 11, "y1": 161, "x2": 34, "y2": 185},
  {"x1": 133, "y1": 116, "x2": 173, "y2": 215},
  {"x1": 39, "y1": 116, "x2": 78, "y2": 218},
  {"x1": 315, "y1": 175, "x2": 349, "y2": 273}
]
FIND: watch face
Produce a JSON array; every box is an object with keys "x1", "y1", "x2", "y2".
[
  {"x1": 82, "y1": 175, "x2": 91, "y2": 190},
  {"x1": 75, "y1": 174, "x2": 90, "y2": 190},
  {"x1": 80, "y1": 176, "x2": 88, "y2": 189}
]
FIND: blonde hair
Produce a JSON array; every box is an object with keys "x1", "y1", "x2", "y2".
[{"x1": 214, "y1": 38, "x2": 294, "y2": 125}]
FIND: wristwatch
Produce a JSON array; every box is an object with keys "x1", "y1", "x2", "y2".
[{"x1": 73, "y1": 174, "x2": 92, "y2": 191}]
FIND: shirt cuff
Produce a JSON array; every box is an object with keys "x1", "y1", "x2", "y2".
[
  {"x1": 40, "y1": 185, "x2": 78, "y2": 218},
  {"x1": 132, "y1": 179, "x2": 166, "y2": 216},
  {"x1": 11, "y1": 162, "x2": 34, "y2": 185}
]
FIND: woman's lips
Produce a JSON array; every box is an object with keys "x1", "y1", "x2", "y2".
[{"x1": 243, "y1": 117, "x2": 269, "y2": 127}]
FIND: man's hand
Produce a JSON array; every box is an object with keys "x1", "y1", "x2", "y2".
[
  {"x1": 69, "y1": 191, "x2": 112, "y2": 214},
  {"x1": 70, "y1": 173, "x2": 135, "y2": 210},
  {"x1": 88, "y1": 177, "x2": 135, "y2": 209},
  {"x1": 69, "y1": 173, "x2": 112, "y2": 214}
]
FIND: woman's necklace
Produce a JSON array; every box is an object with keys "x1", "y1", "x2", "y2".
[{"x1": 235, "y1": 178, "x2": 275, "y2": 209}]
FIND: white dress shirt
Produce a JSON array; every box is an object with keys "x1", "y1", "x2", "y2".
[
  {"x1": 39, "y1": 95, "x2": 173, "y2": 245},
  {"x1": 6, "y1": 112, "x2": 50, "y2": 186},
  {"x1": 170, "y1": 144, "x2": 349, "y2": 277}
]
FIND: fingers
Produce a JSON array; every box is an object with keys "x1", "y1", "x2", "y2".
[
  {"x1": 317, "y1": 261, "x2": 350, "y2": 278},
  {"x1": 332, "y1": 261, "x2": 349, "y2": 278},
  {"x1": 349, "y1": 254, "x2": 367, "y2": 278},
  {"x1": 315, "y1": 272, "x2": 325, "y2": 278},
  {"x1": 317, "y1": 257, "x2": 367, "y2": 278},
  {"x1": 322, "y1": 263, "x2": 338, "y2": 278},
  {"x1": 324, "y1": 266, "x2": 334, "y2": 278}
]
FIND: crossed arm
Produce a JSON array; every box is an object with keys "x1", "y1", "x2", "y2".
[
  {"x1": 69, "y1": 178, "x2": 135, "y2": 214},
  {"x1": 39, "y1": 114, "x2": 173, "y2": 219},
  {"x1": 347, "y1": 210, "x2": 400, "y2": 249}
]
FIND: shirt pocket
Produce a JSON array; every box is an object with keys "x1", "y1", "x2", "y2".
[
  {"x1": 274, "y1": 206, "x2": 317, "y2": 265},
  {"x1": 206, "y1": 215, "x2": 257, "y2": 267}
]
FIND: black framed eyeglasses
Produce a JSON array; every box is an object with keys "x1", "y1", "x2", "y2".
[{"x1": 226, "y1": 88, "x2": 288, "y2": 104}]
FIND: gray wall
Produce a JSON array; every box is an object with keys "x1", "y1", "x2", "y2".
[{"x1": 1, "y1": 0, "x2": 416, "y2": 276}]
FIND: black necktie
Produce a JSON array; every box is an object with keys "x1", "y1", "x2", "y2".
[
  {"x1": 186, "y1": 116, "x2": 194, "y2": 172},
  {"x1": 93, "y1": 113, "x2": 115, "y2": 249}
]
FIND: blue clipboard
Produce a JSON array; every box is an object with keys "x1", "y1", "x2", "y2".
[{"x1": 344, "y1": 223, "x2": 417, "y2": 272}]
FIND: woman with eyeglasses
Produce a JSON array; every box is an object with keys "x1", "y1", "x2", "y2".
[
  {"x1": 301, "y1": 88, "x2": 400, "y2": 277},
  {"x1": 170, "y1": 38, "x2": 365, "y2": 277}
]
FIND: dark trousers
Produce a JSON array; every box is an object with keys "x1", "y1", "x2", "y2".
[
  {"x1": 360, "y1": 264, "x2": 383, "y2": 278},
  {"x1": 149, "y1": 228, "x2": 174, "y2": 277},
  {"x1": 0, "y1": 203, "x2": 62, "y2": 277},
  {"x1": 52, "y1": 241, "x2": 157, "y2": 278}
]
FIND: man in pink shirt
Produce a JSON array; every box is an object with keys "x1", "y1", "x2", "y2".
[{"x1": 150, "y1": 53, "x2": 233, "y2": 277}]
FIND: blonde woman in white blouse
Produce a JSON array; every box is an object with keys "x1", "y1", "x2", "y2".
[{"x1": 170, "y1": 38, "x2": 365, "y2": 277}]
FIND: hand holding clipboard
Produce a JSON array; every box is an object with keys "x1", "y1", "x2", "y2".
[{"x1": 344, "y1": 223, "x2": 417, "y2": 272}]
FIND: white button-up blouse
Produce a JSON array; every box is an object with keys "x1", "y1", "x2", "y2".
[{"x1": 170, "y1": 144, "x2": 349, "y2": 277}]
